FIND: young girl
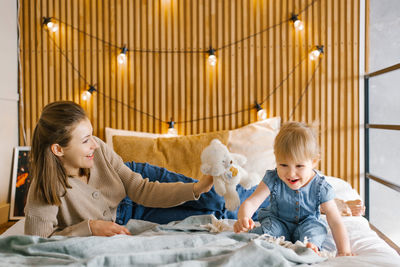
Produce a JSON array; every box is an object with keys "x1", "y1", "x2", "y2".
[
  {"x1": 233, "y1": 122, "x2": 352, "y2": 256},
  {"x1": 25, "y1": 101, "x2": 213, "y2": 237}
]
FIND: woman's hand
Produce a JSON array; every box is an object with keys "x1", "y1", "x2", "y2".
[
  {"x1": 233, "y1": 217, "x2": 255, "y2": 233},
  {"x1": 89, "y1": 220, "x2": 132, "y2": 236},
  {"x1": 193, "y1": 175, "x2": 214, "y2": 198}
]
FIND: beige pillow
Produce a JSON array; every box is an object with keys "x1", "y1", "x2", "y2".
[{"x1": 113, "y1": 131, "x2": 229, "y2": 179}]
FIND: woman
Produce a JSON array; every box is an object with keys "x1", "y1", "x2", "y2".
[{"x1": 24, "y1": 101, "x2": 213, "y2": 237}]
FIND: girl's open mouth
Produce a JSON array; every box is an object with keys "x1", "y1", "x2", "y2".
[{"x1": 288, "y1": 178, "x2": 299, "y2": 184}]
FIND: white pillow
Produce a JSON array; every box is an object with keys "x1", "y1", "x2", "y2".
[
  {"x1": 325, "y1": 176, "x2": 361, "y2": 201},
  {"x1": 228, "y1": 117, "x2": 280, "y2": 179},
  {"x1": 105, "y1": 127, "x2": 168, "y2": 148}
]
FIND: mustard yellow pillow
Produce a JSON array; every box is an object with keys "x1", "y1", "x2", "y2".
[{"x1": 113, "y1": 131, "x2": 229, "y2": 179}]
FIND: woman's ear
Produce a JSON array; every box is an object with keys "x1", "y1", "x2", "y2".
[{"x1": 50, "y1": 144, "x2": 64, "y2": 157}]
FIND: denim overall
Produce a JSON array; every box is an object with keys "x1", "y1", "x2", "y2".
[{"x1": 250, "y1": 169, "x2": 335, "y2": 248}]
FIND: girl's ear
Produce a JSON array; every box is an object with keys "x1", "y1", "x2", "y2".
[
  {"x1": 312, "y1": 156, "x2": 320, "y2": 168},
  {"x1": 50, "y1": 144, "x2": 64, "y2": 157}
]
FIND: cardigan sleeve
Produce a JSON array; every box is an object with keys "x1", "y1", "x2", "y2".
[
  {"x1": 24, "y1": 181, "x2": 92, "y2": 238},
  {"x1": 97, "y1": 137, "x2": 199, "y2": 208},
  {"x1": 24, "y1": 214, "x2": 92, "y2": 237}
]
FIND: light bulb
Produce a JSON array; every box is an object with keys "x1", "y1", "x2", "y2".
[
  {"x1": 117, "y1": 46, "x2": 128, "y2": 65},
  {"x1": 207, "y1": 47, "x2": 217, "y2": 66},
  {"x1": 290, "y1": 14, "x2": 303, "y2": 31},
  {"x1": 167, "y1": 120, "x2": 178, "y2": 136},
  {"x1": 208, "y1": 54, "x2": 217, "y2": 66},
  {"x1": 82, "y1": 91, "x2": 91, "y2": 101},
  {"x1": 294, "y1": 19, "x2": 304, "y2": 31},
  {"x1": 47, "y1": 21, "x2": 58, "y2": 32},
  {"x1": 309, "y1": 49, "x2": 321, "y2": 61},
  {"x1": 167, "y1": 127, "x2": 178, "y2": 136},
  {"x1": 117, "y1": 53, "x2": 126, "y2": 64},
  {"x1": 257, "y1": 109, "x2": 267, "y2": 121}
]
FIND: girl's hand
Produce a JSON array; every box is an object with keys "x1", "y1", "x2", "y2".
[
  {"x1": 89, "y1": 220, "x2": 132, "y2": 236},
  {"x1": 337, "y1": 251, "x2": 355, "y2": 257},
  {"x1": 193, "y1": 175, "x2": 214, "y2": 197},
  {"x1": 233, "y1": 217, "x2": 255, "y2": 233}
]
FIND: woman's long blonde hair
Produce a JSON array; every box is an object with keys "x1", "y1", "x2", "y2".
[{"x1": 30, "y1": 101, "x2": 88, "y2": 205}]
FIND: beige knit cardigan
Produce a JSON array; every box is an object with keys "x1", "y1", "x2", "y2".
[{"x1": 24, "y1": 137, "x2": 197, "y2": 237}]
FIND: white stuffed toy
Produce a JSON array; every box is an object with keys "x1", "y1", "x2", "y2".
[{"x1": 200, "y1": 139, "x2": 261, "y2": 211}]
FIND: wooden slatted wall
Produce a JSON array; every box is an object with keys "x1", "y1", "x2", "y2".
[{"x1": 18, "y1": 0, "x2": 360, "y2": 190}]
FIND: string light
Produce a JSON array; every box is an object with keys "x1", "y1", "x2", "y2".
[
  {"x1": 117, "y1": 46, "x2": 128, "y2": 64},
  {"x1": 44, "y1": 0, "x2": 318, "y2": 60},
  {"x1": 46, "y1": 23, "x2": 317, "y2": 126},
  {"x1": 42, "y1": 0, "x2": 322, "y2": 128},
  {"x1": 290, "y1": 14, "x2": 304, "y2": 31},
  {"x1": 82, "y1": 85, "x2": 96, "y2": 101},
  {"x1": 43, "y1": 17, "x2": 58, "y2": 32},
  {"x1": 167, "y1": 119, "x2": 178, "y2": 135},
  {"x1": 309, "y1": 45, "x2": 324, "y2": 60},
  {"x1": 207, "y1": 47, "x2": 217, "y2": 66},
  {"x1": 255, "y1": 102, "x2": 267, "y2": 121}
]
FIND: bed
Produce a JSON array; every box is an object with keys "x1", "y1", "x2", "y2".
[
  {"x1": 1, "y1": 178, "x2": 399, "y2": 266},
  {"x1": 1, "y1": 118, "x2": 399, "y2": 266}
]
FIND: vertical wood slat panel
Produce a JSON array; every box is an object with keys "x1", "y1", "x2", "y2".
[{"x1": 19, "y1": 0, "x2": 360, "y2": 190}]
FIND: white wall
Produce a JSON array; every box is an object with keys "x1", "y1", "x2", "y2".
[{"x1": 0, "y1": 0, "x2": 18, "y2": 204}]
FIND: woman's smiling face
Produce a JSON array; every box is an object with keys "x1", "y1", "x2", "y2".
[
  {"x1": 276, "y1": 157, "x2": 318, "y2": 190},
  {"x1": 58, "y1": 118, "x2": 99, "y2": 176}
]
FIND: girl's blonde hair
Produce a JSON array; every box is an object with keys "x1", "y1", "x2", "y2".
[{"x1": 274, "y1": 121, "x2": 320, "y2": 163}]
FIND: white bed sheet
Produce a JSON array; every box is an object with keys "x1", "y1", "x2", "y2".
[
  {"x1": 2, "y1": 177, "x2": 399, "y2": 266},
  {"x1": 317, "y1": 215, "x2": 399, "y2": 266},
  {"x1": 1, "y1": 218, "x2": 24, "y2": 237}
]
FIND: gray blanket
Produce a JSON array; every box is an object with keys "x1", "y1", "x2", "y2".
[{"x1": 0, "y1": 215, "x2": 326, "y2": 266}]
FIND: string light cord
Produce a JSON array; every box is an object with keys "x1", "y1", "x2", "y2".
[
  {"x1": 288, "y1": 60, "x2": 321, "y2": 120},
  {"x1": 216, "y1": 20, "x2": 287, "y2": 51},
  {"x1": 51, "y1": 17, "x2": 207, "y2": 54},
  {"x1": 46, "y1": 31, "x2": 167, "y2": 123},
  {"x1": 299, "y1": 0, "x2": 319, "y2": 14},
  {"x1": 51, "y1": 17, "x2": 119, "y2": 50},
  {"x1": 176, "y1": 55, "x2": 308, "y2": 124},
  {"x1": 48, "y1": 0, "x2": 319, "y2": 55},
  {"x1": 215, "y1": 0, "x2": 318, "y2": 51},
  {"x1": 42, "y1": 0, "x2": 322, "y2": 128},
  {"x1": 260, "y1": 54, "x2": 308, "y2": 105},
  {"x1": 46, "y1": 28, "x2": 317, "y2": 125},
  {"x1": 46, "y1": 30, "x2": 90, "y2": 85},
  {"x1": 176, "y1": 106, "x2": 253, "y2": 124},
  {"x1": 96, "y1": 90, "x2": 167, "y2": 123}
]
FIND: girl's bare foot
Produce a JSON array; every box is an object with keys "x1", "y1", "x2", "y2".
[{"x1": 306, "y1": 242, "x2": 321, "y2": 256}]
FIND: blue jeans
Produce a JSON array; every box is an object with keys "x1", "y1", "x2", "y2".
[{"x1": 116, "y1": 162, "x2": 269, "y2": 225}]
